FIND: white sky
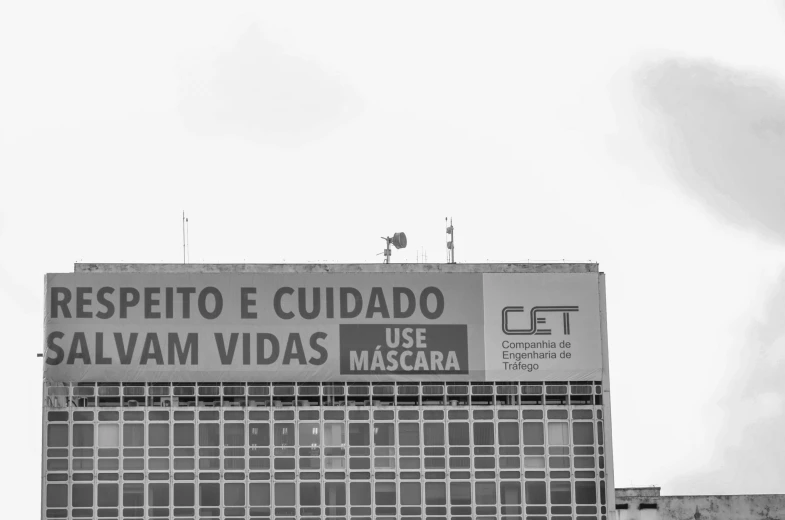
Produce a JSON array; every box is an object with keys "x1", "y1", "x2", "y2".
[{"x1": 1, "y1": 1, "x2": 785, "y2": 509}]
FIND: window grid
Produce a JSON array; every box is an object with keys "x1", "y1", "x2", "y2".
[{"x1": 44, "y1": 381, "x2": 607, "y2": 520}]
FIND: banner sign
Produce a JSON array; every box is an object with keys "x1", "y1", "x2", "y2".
[{"x1": 43, "y1": 273, "x2": 602, "y2": 382}]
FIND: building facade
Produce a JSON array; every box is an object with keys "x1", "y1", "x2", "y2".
[
  {"x1": 615, "y1": 487, "x2": 785, "y2": 520},
  {"x1": 42, "y1": 263, "x2": 615, "y2": 520}
]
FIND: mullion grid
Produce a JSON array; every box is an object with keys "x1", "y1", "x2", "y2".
[{"x1": 43, "y1": 380, "x2": 605, "y2": 520}]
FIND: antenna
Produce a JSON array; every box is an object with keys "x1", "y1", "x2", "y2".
[
  {"x1": 186, "y1": 216, "x2": 190, "y2": 263},
  {"x1": 446, "y1": 217, "x2": 455, "y2": 264},
  {"x1": 182, "y1": 211, "x2": 186, "y2": 264},
  {"x1": 380, "y1": 232, "x2": 407, "y2": 264}
]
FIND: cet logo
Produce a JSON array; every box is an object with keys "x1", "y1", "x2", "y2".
[{"x1": 502, "y1": 306, "x2": 579, "y2": 335}]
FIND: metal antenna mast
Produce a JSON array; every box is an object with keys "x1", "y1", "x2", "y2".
[{"x1": 446, "y1": 217, "x2": 455, "y2": 264}]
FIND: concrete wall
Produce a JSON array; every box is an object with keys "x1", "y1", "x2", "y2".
[{"x1": 616, "y1": 489, "x2": 785, "y2": 520}]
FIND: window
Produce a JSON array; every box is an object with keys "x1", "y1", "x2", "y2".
[
  {"x1": 374, "y1": 423, "x2": 394, "y2": 446},
  {"x1": 97, "y1": 484, "x2": 118, "y2": 507},
  {"x1": 349, "y1": 423, "x2": 370, "y2": 446},
  {"x1": 224, "y1": 423, "x2": 244, "y2": 446},
  {"x1": 573, "y1": 422, "x2": 594, "y2": 445},
  {"x1": 199, "y1": 423, "x2": 220, "y2": 446},
  {"x1": 473, "y1": 422, "x2": 494, "y2": 446},
  {"x1": 400, "y1": 482, "x2": 421, "y2": 505},
  {"x1": 97, "y1": 424, "x2": 119, "y2": 448},
  {"x1": 174, "y1": 483, "x2": 194, "y2": 506},
  {"x1": 425, "y1": 482, "x2": 446, "y2": 505},
  {"x1": 123, "y1": 483, "x2": 144, "y2": 507},
  {"x1": 148, "y1": 483, "x2": 169, "y2": 506},
  {"x1": 249, "y1": 423, "x2": 269, "y2": 446},
  {"x1": 275, "y1": 483, "x2": 295, "y2": 506},
  {"x1": 300, "y1": 482, "x2": 321, "y2": 505},
  {"x1": 200, "y1": 483, "x2": 220, "y2": 507},
  {"x1": 424, "y1": 423, "x2": 444, "y2": 445},
  {"x1": 298, "y1": 423, "x2": 320, "y2": 447},
  {"x1": 324, "y1": 423, "x2": 345, "y2": 446},
  {"x1": 123, "y1": 424, "x2": 144, "y2": 447},
  {"x1": 500, "y1": 482, "x2": 521, "y2": 505},
  {"x1": 350, "y1": 482, "x2": 371, "y2": 505},
  {"x1": 249, "y1": 483, "x2": 270, "y2": 506},
  {"x1": 224, "y1": 483, "x2": 245, "y2": 506},
  {"x1": 551, "y1": 481, "x2": 571, "y2": 504},
  {"x1": 375, "y1": 482, "x2": 396, "y2": 505},
  {"x1": 174, "y1": 423, "x2": 194, "y2": 446},
  {"x1": 399, "y1": 423, "x2": 420, "y2": 445},
  {"x1": 576, "y1": 481, "x2": 597, "y2": 504},
  {"x1": 274, "y1": 423, "x2": 294, "y2": 446},
  {"x1": 325, "y1": 482, "x2": 346, "y2": 506},
  {"x1": 47, "y1": 424, "x2": 68, "y2": 447},
  {"x1": 523, "y1": 422, "x2": 544, "y2": 445},
  {"x1": 450, "y1": 482, "x2": 471, "y2": 505},
  {"x1": 47, "y1": 484, "x2": 68, "y2": 507},
  {"x1": 73, "y1": 424, "x2": 94, "y2": 447},
  {"x1": 498, "y1": 422, "x2": 519, "y2": 445},
  {"x1": 548, "y1": 422, "x2": 570, "y2": 445},
  {"x1": 525, "y1": 481, "x2": 546, "y2": 504},
  {"x1": 149, "y1": 424, "x2": 169, "y2": 446},
  {"x1": 72, "y1": 483, "x2": 93, "y2": 507},
  {"x1": 476, "y1": 482, "x2": 496, "y2": 505},
  {"x1": 448, "y1": 423, "x2": 469, "y2": 445}
]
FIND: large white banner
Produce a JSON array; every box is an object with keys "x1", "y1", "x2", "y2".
[{"x1": 43, "y1": 272, "x2": 602, "y2": 382}]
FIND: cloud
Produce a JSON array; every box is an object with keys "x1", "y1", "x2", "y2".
[
  {"x1": 627, "y1": 56, "x2": 785, "y2": 493},
  {"x1": 631, "y1": 57, "x2": 785, "y2": 243},
  {"x1": 178, "y1": 25, "x2": 363, "y2": 146}
]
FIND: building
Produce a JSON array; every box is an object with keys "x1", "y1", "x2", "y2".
[
  {"x1": 615, "y1": 487, "x2": 785, "y2": 520},
  {"x1": 42, "y1": 262, "x2": 615, "y2": 520}
]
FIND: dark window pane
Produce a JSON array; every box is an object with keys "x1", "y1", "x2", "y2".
[
  {"x1": 374, "y1": 424, "x2": 395, "y2": 446},
  {"x1": 274, "y1": 423, "x2": 294, "y2": 446},
  {"x1": 300, "y1": 482, "x2": 321, "y2": 505},
  {"x1": 424, "y1": 423, "x2": 444, "y2": 445},
  {"x1": 174, "y1": 424, "x2": 194, "y2": 446},
  {"x1": 573, "y1": 423, "x2": 594, "y2": 445},
  {"x1": 249, "y1": 423, "x2": 269, "y2": 446},
  {"x1": 174, "y1": 483, "x2": 194, "y2": 506},
  {"x1": 47, "y1": 484, "x2": 68, "y2": 507},
  {"x1": 473, "y1": 423, "x2": 494, "y2": 446},
  {"x1": 249, "y1": 483, "x2": 270, "y2": 506},
  {"x1": 73, "y1": 424, "x2": 94, "y2": 447},
  {"x1": 425, "y1": 482, "x2": 446, "y2": 505},
  {"x1": 47, "y1": 424, "x2": 68, "y2": 447},
  {"x1": 450, "y1": 482, "x2": 470, "y2": 505},
  {"x1": 498, "y1": 423, "x2": 519, "y2": 445},
  {"x1": 375, "y1": 482, "x2": 396, "y2": 505},
  {"x1": 401, "y1": 482, "x2": 421, "y2": 505},
  {"x1": 148, "y1": 483, "x2": 169, "y2": 506},
  {"x1": 522, "y1": 423, "x2": 544, "y2": 445},
  {"x1": 123, "y1": 483, "x2": 144, "y2": 507},
  {"x1": 275, "y1": 482, "x2": 295, "y2": 506},
  {"x1": 500, "y1": 482, "x2": 521, "y2": 505},
  {"x1": 199, "y1": 424, "x2": 220, "y2": 447},
  {"x1": 476, "y1": 482, "x2": 496, "y2": 505},
  {"x1": 350, "y1": 482, "x2": 371, "y2": 505},
  {"x1": 148, "y1": 424, "x2": 169, "y2": 447},
  {"x1": 525, "y1": 481, "x2": 546, "y2": 504},
  {"x1": 225, "y1": 483, "x2": 245, "y2": 506},
  {"x1": 448, "y1": 423, "x2": 469, "y2": 445},
  {"x1": 551, "y1": 481, "x2": 571, "y2": 504},
  {"x1": 123, "y1": 424, "x2": 144, "y2": 447},
  {"x1": 199, "y1": 483, "x2": 220, "y2": 506},
  {"x1": 350, "y1": 423, "x2": 370, "y2": 446},
  {"x1": 97, "y1": 484, "x2": 118, "y2": 507},
  {"x1": 399, "y1": 423, "x2": 420, "y2": 446},
  {"x1": 72, "y1": 483, "x2": 93, "y2": 507},
  {"x1": 224, "y1": 424, "x2": 244, "y2": 447},
  {"x1": 325, "y1": 482, "x2": 346, "y2": 506},
  {"x1": 576, "y1": 481, "x2": 597, "y2": 504}
]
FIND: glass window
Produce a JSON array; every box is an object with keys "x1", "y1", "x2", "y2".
[
  {"x1": 522, "y1": 422, "x2": 544, "y2": 445},
  {"x1": 275, "y1": 482, "x2": 295, "y2": 506},
  {"x1": 149, "y1": 424, "x2": 169, "y2": 446},
  {"x1": 300, "y1": 482, "x2": 321, "y2": 505},
  {"x1": 575, "y1": 481, "x2": 597, "y2": 504},
  {"x1": 200, "y1": 483, "x2": 220, "y2": 506},
  {"x1": 123, "y1": 483, "x2": 144, "y2": 507},
  {"x1": 324, "y1": 423, "x2": 345, "y2": 446},
  {"x1": 174, "y1": 483, "x2": 194, "y2": 506},
  {"x1": 174, "y1": 423, "x2": 194, "y2": 446},
  {"x1": 350, "y1": 482, "x2": 371, "y2": 505},
  {"x1": 274, "y1": 423, "x2": 294, "y2": 446},
  {"x1": 72, "y1": 483, "x2": 93, "y2": 507},
  {"x1": 375, "y1": 482, "x2": 396, "y2": 505},
  {"x1": 148, "y1": 483, "x2": 169, "y2": 506},
  {"x1": 249, "y1": 483, "x2": 270, "y2": 506},
  {"x1": 97, "y1": 424, "x2": 119, "y2": 448},
  {"x1": 573, "y1": 422, "x2": 594, "y2": 445},
  {"x1": 224, "y1": 423, "x2": 244, "y2": 447},
  {"x1": 325, "y1": 482, "x2": 346, "y2": 506},
  {"x1": 448, "y1": 423, "x2": 469, "y2": 445},
  {"x1": 500, "y1": 481, "x2": 521, "y2": 504},
  {"x1": 425, "y1": 482, "x2": 446, "y2": 504},
  {"x1": 473, "y1": 422, "x2": 494, "y2": 446},
  {"x1": 401, "y1": 482, "x2": 421, "y2": 505},
  {"x1": 498, "y1": 422, "x2": 519, "y2": 445},
  {"x1": 399, "y1": 423, "x2": 420, "y2": 446},
  {"x1": 524, "y1": 456, "x2": 546, "y2": 469},
  {"x1": 551, "y1": 481, "x2": 571, "y2": 504},
  {"x1": 123, "y1": 424, "x2": 144, "y2": 447},
  {"x1": 249, "y1": 423, "x2": 269, "y2": 446},
  {"x1": 374, "y1": 424, "x2": 394, "y2": 446},
  {"x1": 424, "y1": 423, "x2": 444, "y2": 445},
  {"x1": 476, "y1": 482, "x2": 496, "y2": 504},
  {"x1": 548, "y1": 422, "x2": 570, "y2": 446},
  {"x1": 199, "y1": 423, "x2": 220, "y2": 446},
  {"x1": 47, "y1": 484, "x2": 68, "y2": 507},
  {"x1": 97, "y1": 484, "x2": 118, "y2": 507},
  {"x1": 47, "y1": 424, "x2": 68, "y2": 447},
  {"x1": 525, "y1": 481, "x2": 546, "y2": 504},
  {"x1": 349, "y1": 423, "x2": 370, "y2": 446},
  {"x1": 73, "y1": 424, "x2": 94, "y2": 447},
  {"x1": 299, "y1": 423, "x2": 320, "y2": 447},
  {"x1": 225, "y1": 483, "x2": 245, "y2": 506},
  {"x1": 450, "y1": 482, "x2": 471, "y2": 505}
]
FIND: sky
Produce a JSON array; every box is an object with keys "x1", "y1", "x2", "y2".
[{"x1": 1, "y1": 1, "x2": 785, "y2": 509}]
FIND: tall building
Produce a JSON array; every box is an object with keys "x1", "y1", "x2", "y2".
[{"x1": 42, "y1": 262, "x2": 615, "y2": 520}]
